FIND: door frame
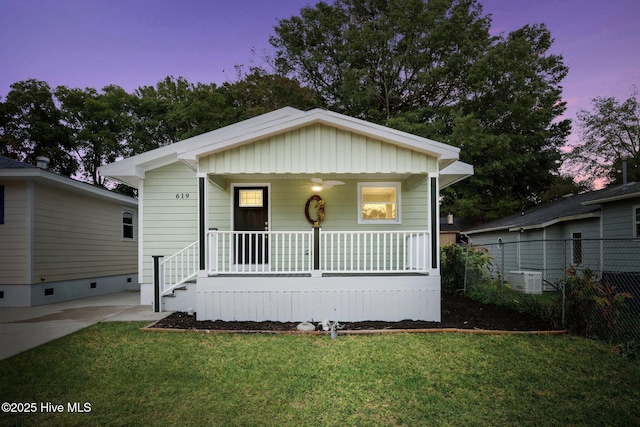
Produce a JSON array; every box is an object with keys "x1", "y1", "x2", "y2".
[{"x1": 230, "y1": 183, "x2": 271, "y2": 269}]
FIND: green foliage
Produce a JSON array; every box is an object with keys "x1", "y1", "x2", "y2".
[
  {"x1": 1, "y1": 73, "x2": 321, "y2": 187},
  {"x1": 564, "y1": 266, "x2": 637, "y2": 342},
  {"x1": 272, "y1": 0, "x2": 491, "y2": 121},
  {"x1": 508, "y1": 292, "x2": 562, "y2": 326},
  {"x1": 440, "y1": 243, "x2": 493, "y2": 293},
  {"x1": 0, "y1": 79, "x2": 77, "y2": 176},
  {"x1": 56, "y1": 85, "x2": 134, "y2": 184},
  {"x1": 467, "y1": 277, "x2": 507, "y2": 305},
  {"x1": 566, "y1": 85, "x2": 640, "y2": 187},
  {"x1": 272, "y1": 0, "x2": 570, "y2": 220},
  {"x1": 441, "y1": 245, "x2": 564, "y2": 326},
  {"x1": 221, "y1": 67, "x2": 323, "y2": 119},
  {"x1": 131, "y1": 76, "x2": 235, "y2": 152}
]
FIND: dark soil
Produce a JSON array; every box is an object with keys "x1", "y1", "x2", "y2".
[{"x1": 150, "y1": 292, "x2": 560, "y2": 332}]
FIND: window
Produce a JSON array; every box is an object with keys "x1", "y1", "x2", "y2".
[
  {"x1": 572, "y1": 232, "x2": 582, "y2": 265},
  {"x1": 635, "y1": 206, "x2": 640, "y2": 238},
  {"x1": 122, "y1": 209, "x2": 134, "y2": 240},
  {"x1": 358, "y1": 183, "x2": 401, "y2": 224},
  {"x1": 239, "y1": 189, "x2": 264, "y2": 207},
  {"x1": 0, "y1": 185, "x2": 4, "y2": 224}
]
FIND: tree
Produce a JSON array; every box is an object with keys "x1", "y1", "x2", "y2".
[
  {"x1": 0, "y1": 80, "x2": 77, "y2": 175},
  {"x1": 446, "y1": 24, "x2": 570, "y2": 219},
  {"x1": 271, "y1": 0, "x2": 491, "y2": 122},
  {"x1": 130, "y1": 76, "x2": 235, "y2": 154},
  {"x1": 566, "y1": 86, "x2": 640, "y2": 187},
  {"x1": 222, "y1": 68, "x2": 323, "y2": 119},
  {"x1": 56, "y1": 85, "x2": 134, "y2": 185},
  {"x1": 270, "y1": 0, "x2": 569, "y2": 220}
]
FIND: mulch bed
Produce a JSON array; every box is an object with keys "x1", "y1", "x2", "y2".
[{"x1": 148, "y1": 292, "x2": 561, "y2": 333}]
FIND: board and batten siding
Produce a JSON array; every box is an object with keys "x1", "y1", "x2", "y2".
[
  {"x1": 31, "y1": 182, "x2": 137, "y2": 283},
  {"x1": 600, "y1": 200, "x2": 640, "y2": 272},
  {"x1": 0, "y1": 181, "x2": 29, "y2": 285},
  {"x1": 602, "y1": 200, "x2": 636, "y2": 238},
  {"x1": 199, "y1": 124, "x2": 437, "y2": 175},
  {"x1": 143, "y1": 162, "x2": 198, "y2": 282}
]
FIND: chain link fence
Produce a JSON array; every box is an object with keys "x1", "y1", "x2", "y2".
[{"x1": 461, "y1": 239, "x2": 640, "y2": 343}]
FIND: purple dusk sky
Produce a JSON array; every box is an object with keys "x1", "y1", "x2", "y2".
[{"x1": 1, "y1": 0, "x2": 638, "y2": 148}]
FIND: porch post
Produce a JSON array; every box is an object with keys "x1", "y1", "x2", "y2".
[
  {"x1": 313, "y1": 226, "x2": 320, "y2": 270},
  {"x1": 198, "y1": 176, "x2": 206, "y2": 271},
  {"x1": 430, "y1": 176, "x2": 439, "y2": 269},
  {"x1": 152, "y1": 255, "x2": 163, "y2": 312}
]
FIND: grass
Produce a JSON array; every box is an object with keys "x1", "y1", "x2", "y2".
[{"x1": 1, "y1": 324, "x2": 640, "y2": 426}]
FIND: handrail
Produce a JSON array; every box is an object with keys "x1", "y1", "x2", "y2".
[{"x1": 159, "y1": 241, "x2": 198, "y2": 296}]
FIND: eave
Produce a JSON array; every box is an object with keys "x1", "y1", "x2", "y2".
[{"x1": 0, "y1": 168, "x2": 137, "y2": 205}]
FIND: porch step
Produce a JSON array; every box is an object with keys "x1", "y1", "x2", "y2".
[{"x1": 163, "y1": 281, "x2": 195, "y2": 297}]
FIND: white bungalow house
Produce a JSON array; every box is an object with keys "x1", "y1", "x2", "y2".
[{"x1": 99, "y1": 108, "x2": 473, "y2": 322}]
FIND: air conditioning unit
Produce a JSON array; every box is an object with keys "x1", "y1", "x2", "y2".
[{"x1": 507, "y1": 271, "x2": 542, "y2": 294}]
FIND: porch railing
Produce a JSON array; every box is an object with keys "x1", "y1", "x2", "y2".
[
  {"x1": 320, "y1": 231, "x2": 430, "y2": 273},
  {"x1": 207, "y1": 230, "x2": 314, "y2": 274},
  {"x1": 206, "y1": 229, "x2": 430, "y2": 275}
]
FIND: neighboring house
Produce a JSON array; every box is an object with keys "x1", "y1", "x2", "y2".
[
  {"x1": 99, "y1": 107, "x2": 473, "y2": 322},
  {"x1": 439, "y1": 214, "x2": 472, "y2": 247},
  {"x1": 463, "y1": 182, "x2": 640, "y2": 291},
  {"x1": 0, "y1": 156, "x2": 138, "y2": 307}
]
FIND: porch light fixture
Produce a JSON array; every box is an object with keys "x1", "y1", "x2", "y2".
[{"x1": 311, "y1": 184, "x2": 323, "y2": 192}]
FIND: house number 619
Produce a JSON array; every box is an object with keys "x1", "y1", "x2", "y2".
[{"x1": 175, "y1": 193, "x2": 190, "y2": 199}]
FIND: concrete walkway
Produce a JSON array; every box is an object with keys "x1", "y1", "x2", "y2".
[{"x1": 0, "y1": 291, "x2": 168, "y2": 361}]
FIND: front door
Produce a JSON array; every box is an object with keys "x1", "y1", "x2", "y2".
[{"x1": 233, "y1": 186, "x2": 269, "y2": 265}]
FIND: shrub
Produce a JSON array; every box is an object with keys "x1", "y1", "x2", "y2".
[
  {"x1": 564, "y1": 266, "x2": 636, "y2": 342},
  {"x1": 440, "y1": 244, "x2": 493, "y2": 293}
]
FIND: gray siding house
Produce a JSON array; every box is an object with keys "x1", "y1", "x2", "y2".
[
  {"x1": 463, "y1": 182, "x2": 640, "y2": 292},
  {"x1": 0, "y1": 156, "x2": 138, "y2": 307}
]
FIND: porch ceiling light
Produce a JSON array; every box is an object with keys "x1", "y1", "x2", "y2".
[{"x1": 311, "y1": 184, "x2": 323, "y2": 192}]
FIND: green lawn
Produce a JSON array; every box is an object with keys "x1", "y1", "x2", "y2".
[{"x1": 1, "y1": 323, "x2": 639, "y2": 426}]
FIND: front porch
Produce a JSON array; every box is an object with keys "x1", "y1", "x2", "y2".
[{"x1": 155, "y1": 229, "x2": 441, "y2": 322}]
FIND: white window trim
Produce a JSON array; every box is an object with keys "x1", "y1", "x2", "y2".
[
  {"x1": 357, "y1": 182, "x2": 401, "y2": 224},
  {"x1": 122, "y1": 208, "x2": 136, "y2": 241}
]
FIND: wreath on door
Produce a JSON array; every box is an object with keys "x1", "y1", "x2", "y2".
[{"x1": 305, "y1": 195, "x2": 325, "y2": 226}]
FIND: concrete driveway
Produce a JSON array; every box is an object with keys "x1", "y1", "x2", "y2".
[{"x1": 0, "y1": 291, "x2": 168, "y2": 361}]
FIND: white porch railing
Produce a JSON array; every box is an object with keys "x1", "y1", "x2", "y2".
[
  {"x1": 207, "y1": 230, "x2": 314, "y2": 274},
  {"x1": 320, "y1": 231, "x2": 430, "y2": 273},
  {"x1": 159, "y1": 241, "x2": 199, "y2": 296},
  {"x1": 205, "y1": 229, "x2": 430, "y2": 275}
]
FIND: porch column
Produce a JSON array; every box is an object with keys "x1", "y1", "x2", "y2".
[
  {"x1": 198, "y1": 175, "x2": 207, "y2": 271},
  {"x1": 314, "y1": 226, "x2": 320, "y2": 270},
  {"x1": 430, "y1": 175, "x2": 439, "y2": 269}
]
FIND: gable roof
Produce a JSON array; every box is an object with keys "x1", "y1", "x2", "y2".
[
  {"x1": 464, "y1": 182, "x2": 640, "y2": 235},
  {"x1": 464, "y1": 191, "x2": 602, "y2": 234},
  {"x1": 0, "y1": 156, "x2": 137, "y2": 206},
  {"x1": 582, "y1": 181, "x2": 640, "y2": 205},
  {"x1": 99, "y1": 107, "x2": 473, "y2": 189}
]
